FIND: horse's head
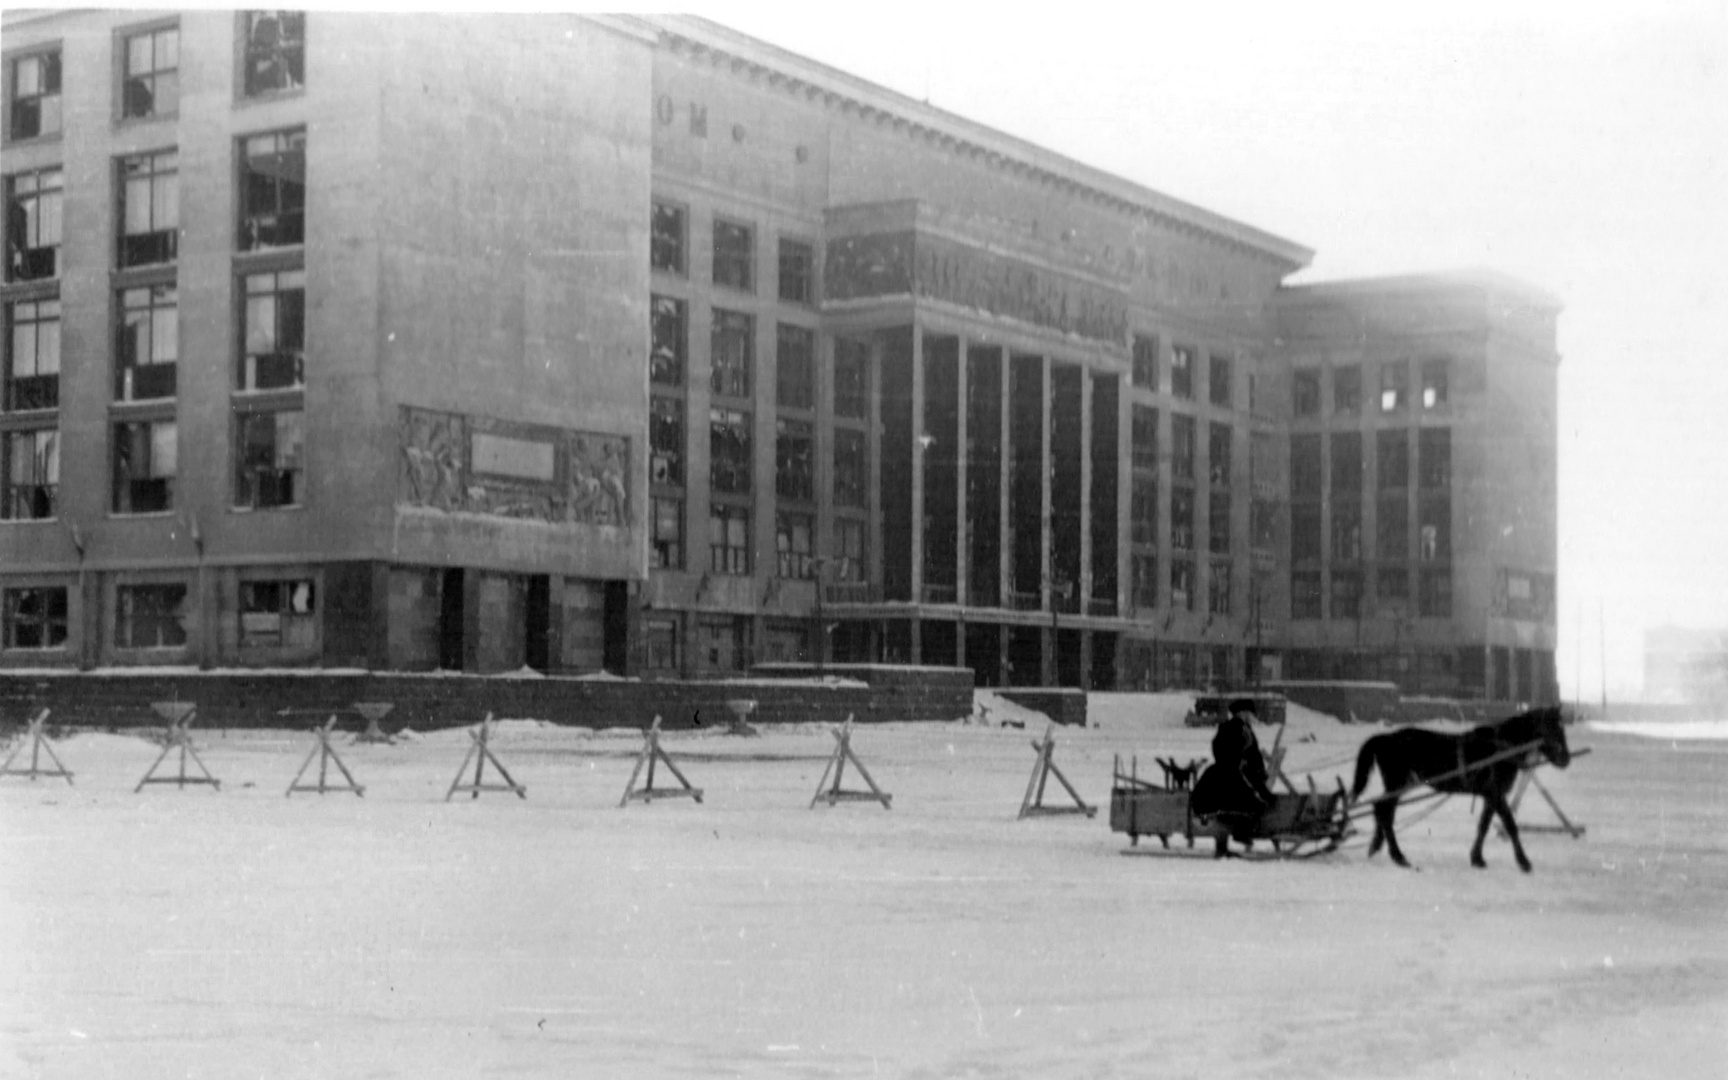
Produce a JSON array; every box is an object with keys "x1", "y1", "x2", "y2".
[{"x1": 1532, "y1": 705, "x2": 1571, "y2": 768}]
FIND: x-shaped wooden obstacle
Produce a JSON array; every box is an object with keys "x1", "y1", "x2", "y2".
[
  {"x1": 444, "y1": 713, "x2": 527, "y2": 801},
  {"x1": 135, "y1": 702, "x2": 221, "y2": 793},
  {"x1": 619, "y1": 715, "x2": 703, "y2": 807},
  {"x1": 1018, "y1": 724, "x2": 1095, "y2": 819},
  {"x1": 811, "y1": 715, "x2": 892, "y2": 809},
  {"x1": 1, "y1": 708, "x2": 74, "y2": 785},
  {"x1": 286, "y1": 716, "x2": 366, "y2": 797}
]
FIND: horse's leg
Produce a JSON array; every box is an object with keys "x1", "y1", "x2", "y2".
[
  {"x1": 1490, "y1": 790, "x2": 1533, "y2": 873},
  {"x1": 1375, "y1": 799, "x2": 1412, "y2": 868},
  {"x1": 1470, "y1": 798, "x2": 1497, "y2": 868}
]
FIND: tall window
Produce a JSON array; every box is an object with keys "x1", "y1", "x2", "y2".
[
  {"x1": 1291, "y1": 504, "x2": 1322, "y2": 562},
  {"x1": 2, "y1": 428, "x2": 58, "y2": 520},
  {"x1": 1422, "y1": 358, "x2": 1450, "y2": 408},
  {"x1": 1334, "y1": 365, "x2": 1361, "y2": 415},
  {"x1": 833, "y1": 517, "x2": 865, "y2": 582},
  {"x1": 650, "y1": 496, "x2": 683, "y2": 569},
  {"x1": 116, "y1": 583, "x2": 187, "y2": 648},
  {"x1": 1291, "y1": 570, "x2": 1322, "y2": 620},
  {"x1": 1131, "y1": 405, "x2": 1157, "y2": 470},
  {"x1": 122, "y1": 25, "x2": 180, "y2": 119},
  {"x1": 1379, "y1": 359, "x2": 1407, "y2": 412},
  {"x1": 1419, "y1": 568, "x2": 1452, "y2": 618},
  {"x1": 7, "y1": 50, "x2": 61, "y2": 140},
  {"x1": 709, "y1": 407, "x2": 752, "y2": 495},
  {"x1": 1170, "y1": 559, "x2": 1194, "y2": 611},
  {"x1": 649, "y1": 295, "x2": 685, "y2": 386},
  {"x1": 1378, "y1": 567, "x2": 1409, "y2": 605},
  {"x1": 1208, "y1": 423, "x2": 1232, "y2": 486},
  {"x1": 710, "y1": 309, "x2": 753, "y2": 398},
  {"x1": 1208, "y1": 491, "x2": 1231, "y2": 554},
  {"x1": 1331, "y1": 431, "x2": 1362, "y2": 495},
  {"x1": 775, "y1": 511, "x2": 814, "y2": 578},
  {"x1": 650, "y1": 201, "x2": 686, "y2": 274},
  {"x1": 1290, "y1": 434, "x2": 1322, "y2": 498},
  {"x1": 1419, "y1": 427, "x2": 1451, "y2": 489},
  {"x1": 1377, "y1": 429, "x2": 1409, "y2": 489},
  {"x1": 1131, "y1": 477, "x2": 1156, "y2": 545},
  {"x1": 712, "y1": 219, "x2": 753, "y2": 291},
  {"x1": 240, "y1": 269, "x2": 305, "y2": 390},
  {"x1": 1209, "y1": 354, "x2": 1232, "y2": 407},
  {"x1": 242, "y1": 11, "x2": 306, "y2": 97},
  {"x1": 1171, "y1": 414, "x2": 1195, "y2": 481},
  {"x1": 1418, "y1": 496, "x2": 1450, "y2": 562},
  {"x1": 4, "y1": 298, "x2": 59, "y2": 411},
  {"x1": 649, "y1": 396, "x2": 684, "y2": 486},
  {"x1": 775, "y1": 323, "x2": 814, "y2": 409},
  {"x1": 775, "y1": 417, "x2": 813, "y2": 501},
  {"x1": 239, "y1": 129, "x2": 306, "y2": 250},
  {"x1": 1332, "y1": 499, "x2": 1362, "y2": 560},
  {"x1": 1292, "y1": 368, "x2": 1320, "y2": 417},
  {"x1": 1171, "y1": 487, "x2": 1194, "y2": 552},
  {"x1": 234, "y1": 409, "x2": 303, "y2": 509},
  {"x1": 1131, "y1": 334, "x2": 1158, "y2": 389},
  {"x1": 119, "y1": 150, "x2": 179, "y2": 267},
  {"x1": 1208, "y1": 561, "x2": 1232, "y2": 615},
  {"x1": 709, "y1": 504, "x2": 750, "y2": 575},
  {"x1": 112, "y1": 420, "x2": 176, "y2": 514},
  {"x1": 2, "y1": 586, "x2": 67, "y2": 649},
  {"x1": 1131, "y1": 553, "x2": 1157, "y2": 609},
  {"x1": 5, "y1": 167, "x2": 62, "y2": 281},
  {"x1": 1377, "y1": 496, "x2": 1408, "y2": 560},
  {"x1": 778, "y1": 238, "x2": 813, "y2": 304},
  {"x1": 833, "y1": 338, "x2": 869, "y2": 418},
  {"x1": 833, "y1": 428, "x2": 866, "y2": 508},
  {"x1": 1330, "y1": 569, "x2": 1362, "y2": 619},
  {"x1": 116, "y1": 284, "x2": 178, "y2": 401},
  {"x1": 1170, "y1": 345, "x2": 1195, "y2": 398}
]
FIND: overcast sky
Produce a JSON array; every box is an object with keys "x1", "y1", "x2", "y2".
[{"x1": 703, "y1": 0, "x2": 1728, "y2": 700}]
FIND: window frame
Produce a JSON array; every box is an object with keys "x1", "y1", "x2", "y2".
[
  {"x1": 1208, "y1": 353, "x2": 1232, "y2": 408},
  {"x1": 237, "y1": 127, "x2": 307, "y2": 252},
  {"x1": 2, "y1": 425, "x2": 59, "y2": 520},
  {"x1": 712, "y1": 217, "x2": 754, "y2": 293},
  {"x1": 238, "y1": 267, "x2": 306, "y2": 391},
  {"x1": 777, "y1": 237, "x2": 815, "y2": 305},
  {"x1": 774, "y1": 322, "x2": 815, "y2": 410},
  {"x1": 3, "y1": 296, "x2": 60, "y2": 412},
  {"x1": 239, "y1": 10, "x2": 307, "y2": 100},
  {"x1": 237, "y1": 576, "x2": 317, "y2": 650},
  {"x1": 117, "y1": 148, "x2": 180, "y2": 269},
  {"x1": 1170, "y1": 344, "x2": 1195, "y2": 399},
  {"x1": 118, "y1": 21, "x2": 181, "y2": 122},
  {"x1": 5, "y1": 46, "x2": 63, "y2": 143},
  {"x1": 4, "y1": 165, "x2": 64, "y2": 283},
  {"x1": 649, "y1": 395, "x2": 685, "y2": 488},
  {"x1": 708, "y1": 501, "x2": 751, "y2": 576},
  {"x1": 1, "y1": 584, "x2": 69, "y2": 650},
  {"x1": 774, "y1": 415, "x2": 814, "y2": 503},
  {"x1": 650, "y1": 199, "x2": 687, "y2": 276},
  {"x1": 115, "y1": 282, "x2": 179, "y2": 402},
  {"x1": 113, "y1": 580, "x2": 189, "y2": 650},
  {"x1": 710, "y1": 308, "x2": 754, "y2": 400},
  {"x1": 708, "y1": 405, "x2": 753, "y2": 496},
  {"x1": 111, "y1": 417, "x2": 178, "y2": 515},
  {"x1": 775, "y1": 509, "x2": 815, "y2": 579},
  {"x1": 233, "y1": 405, "x2": 305, "y2": 511},
  {"x1": 650, "y1": 495, "x2": 684, "y2": 569}
]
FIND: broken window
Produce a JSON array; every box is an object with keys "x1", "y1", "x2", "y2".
[
  {"x1": 1418, "y1": 427, "x2": 1451, "y2": 489},
  {"x1": 1418, "y1": 495, "x2": 1450, "y2": 562},
  {"x1": 650, "y1": 496, "x2": 683, "y2": 569},
  {"x1": 5, "y1": 166, "x2": 62, "y2": 281},
  {"x1": 1171, "y1": 487, "x2": 1194, "y2": 552},
  {"x1": 239, "y1": 579, "x2": 315, "y2": 648},
  {"x1": 4, "y1": 298, "x2": 59, "y2": 411},
  {"x1": 1, "y1": 586, "x2": 67, "y2": 649},
  {"x1": 1131, "y1": 404, "x2": 1157, "y2": 471},
  {"x1": 1131, "y1": 333, "x2": 1158, "y2": 390},
  {"x1": 643, "y1": 616, "x2": 679, "y2": 670},
  {"x1": 1208, "y1": 561, "x2": 1232, "y2": 616},
  {"x1": 1170, "y1": 559, "x2": 1194, "y2": 612},
  {"x1": 1379, "y1": 359, "x2": 1407, "y2": 412},
  {"x1": 650, "y1": 200, "x2": 686, "y2": 274},
  {"x1": 116, "y1": 284, "x2": 178, "y2": 401},
  {"x1": 833, "y1": 428, "x2": 867, "y2": 508},
  {"x1": 1330, "y1": 569, "x2": 1362, "y2": 619},
  {"x1": 713, "y1": 219, "x2": 753, "y2": 292},
  {"x1": 1208, "y1": 490, "x2": 1231, "y2": 554},
  {"x1": 1170, "y1": 345, "x2": 1195, "y2": 398},
  {"x1": 1292, "y1": 368, "x2": 1320, "y2": 417},
  {"x1": 122, "y1": 25, "x2": 179, "y2": 119},
  {"x1": 649, "y1": 396, "x2": 684, "y2": 486},
  {"x1": 7, "y1": 49, "x2": 61, "y2": 140},
  {"x1": 649, "y1": 295, "x2": 685, "y2": 386},
  {"x1": 775, "y1": 511, "x2": 814, "y2": 578},
  {"x1": 778, "y1": 238, "x2": 814, "y2": 304},
  {"x1": 1131, "y1": 554, "x2": 1157, "y2": 609},
  {"x1": 239, "y1": 128, "x2": 305, "y2": 250},
  {"x1": 117, "y1": 582, "x2": 187, "y2": 648},
  {"x1": 113, "y1": 420, "x2": 175, "y2": 513},
  {"x1": 1290, "y1": 433, "x2": 1322, "y2": 498},
  {"x1": 1377, "y1": 495, "x2": 1408, "y2": 560},
  {"x1": 2, "y1": 427, "x2": 58, "y2": 520},
  {"x1": 709, "y1": 503, "x2": 750, "y2": 575},
  {"x1": 833, "y1": 338, "x2": 869, "y2": 418},
  {"x1": 709, "y1": 407, "x2": 752, "y2": 495},
  {"x1": 1330, "y1": 431, "x2": 1361, "y2": 494},
  {"x1": 1334, "y1": 364, "x2": 1361, "y2": 415},
  {"x1": 775, "y1": 416, "x2": 813, "y2": 502},
  {"x1": 1291, "y1": 503, "x2": 1321, "y2": 562},
  {"x1": 119, "y1": 150, "x2": 179, "y2": 267},
  {"x1": 1377, "y1": 428, "x2": 1409, "y2": 489},
  {"x1": 242, "y1": 11, "x2": 306, "y2": 97},
  {"x1": 1378, "y1": 566, "x2": 1409, "y2": 605},
  {"x1": 1421, "y1": 357, "x2": 1449, "y2": 408},
  {"x1": 234, "y1": 409, "x2": 303, "y2": 509},
  {"x1": 776, "y1": 323, "x2": 814, "y2": 409},
  {"x1": 1171, "y1": 414, "x2": 1195, "y2": 481},
  {"x1": 1131, "y1": 476, "x2": 1156, "y2": 546},
  {"x1": 1419, "y1": 567, "x2": 1452, "y2": 618},
  {"x1": 1209, "y1": 354, "x2": 1232, "y2": 407},
  {"x1": 1208, "y1": 422, "x2": 1231, "y2": 486},
  {"x1": 833, "y1": 517, "x2": 865, "y2": 581},
  {"x1": 1291, "y1": 570, "x2": 1322, "y2": 620},
  {"x1": 710, "y1": 308, "x2": 753, "y2": 398},
  {"x1": 240, "y1": 269, "x2": 304, "y2": 390}
]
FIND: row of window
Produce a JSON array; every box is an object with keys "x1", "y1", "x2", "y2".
[
  {"x1": 651, "y1": 200, "x2": 815, "y2": 305},
  {"x1": 1293, "y1": 358, "x2": 1449, "y2": 418},
  {"x1": 1129, "y1": 407, "x2": 1235, "y2": 486},
  {"x1": 1290, "y1": 428, "x2": 1450, "y2": 496},
  {"x1": 5, "y1": 129, "x2": 304, "y2": 286},
  {"x1": 1129, "y1": 554, "x2": 1238, "y2": 615},
  {"x1": 1291, "y1": 495, "x2": 1451, "y2": 564},
  {"x1": 1131, "y1": 334, "x2": 1235, "y2": 407},
  {"x1": 647, "y1": 495, "x2": 867, "y2": 583},
  {"x1": 1, "y1": 576, "x2": 314, "y2": 653},
  {"x1": 648, "y1": 296, "x2": 851, "y2": 409},
  {"x1": 1292, "y1": 567, "x2": 1453, "y2": 620},
  {"x1": 1130, "y1": 480, "x2": 1236, "y2": 555},
  {"x1": 649, "y1": 400, "x2": 867, "y2": 502},
  {"x1": 5, "y1": 11, "x2": 305, "y2": 143}
]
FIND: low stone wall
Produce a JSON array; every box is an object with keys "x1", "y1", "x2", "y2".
[
  {"x1": 995, "y1": 688, "x2": 1088, "y2": 727},
  {"x1": 0, "y1": 666, "x2": 974, "y2": 734}
]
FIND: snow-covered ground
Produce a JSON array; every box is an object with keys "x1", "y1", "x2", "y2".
[{"x1": 2, "y1": 692, "x2": 1723, "y2": 1078}]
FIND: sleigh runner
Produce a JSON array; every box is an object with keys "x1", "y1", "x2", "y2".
[{"x1": 1110, "y1": 755, "x2": 1351, "y2": 859}]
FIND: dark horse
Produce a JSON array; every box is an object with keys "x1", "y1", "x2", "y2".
[{"x1": 1350, "y1": 705, "x2": 1571, "y2": 872}]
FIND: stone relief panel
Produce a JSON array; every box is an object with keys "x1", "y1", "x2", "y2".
[
  {"x1": 824, "y1": 232, "x2": 914, "y2": 301},
  {"x1": 398, "y1": 406, "x2": 630, "y2": 527}
]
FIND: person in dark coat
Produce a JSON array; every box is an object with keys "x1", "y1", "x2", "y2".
[{"x1": 1189, "y1": 698, "x2": 1276, "y2": 857}]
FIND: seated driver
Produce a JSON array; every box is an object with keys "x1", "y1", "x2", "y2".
[{"x1": 1189, "y1": 697, "x2": 1276, "y2": 858}]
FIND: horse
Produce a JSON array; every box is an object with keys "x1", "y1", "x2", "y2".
[{"x1": 1350, "y1": 705, "x2": 1571, "y2": 872}]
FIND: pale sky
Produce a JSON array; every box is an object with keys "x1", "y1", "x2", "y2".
[{"x1": 705, "y1": 0, "x2": 1728, "y2": 700}]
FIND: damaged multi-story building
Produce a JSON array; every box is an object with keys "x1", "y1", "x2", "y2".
[{"x1": 0, "y1": 12, "x2": 1560, "y2": 702}]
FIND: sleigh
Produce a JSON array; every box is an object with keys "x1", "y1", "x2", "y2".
[{"x1": 1110, "y1": 755, "x2": 1351, "y2": 859}]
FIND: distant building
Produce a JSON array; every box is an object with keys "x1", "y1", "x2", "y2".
[
  {"x1": 1645, "y1": 626, "x2": 1728, "y2": 705},
  {"x1": 0, "y1": 12, "x2": 1558, "y2": 700}
]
